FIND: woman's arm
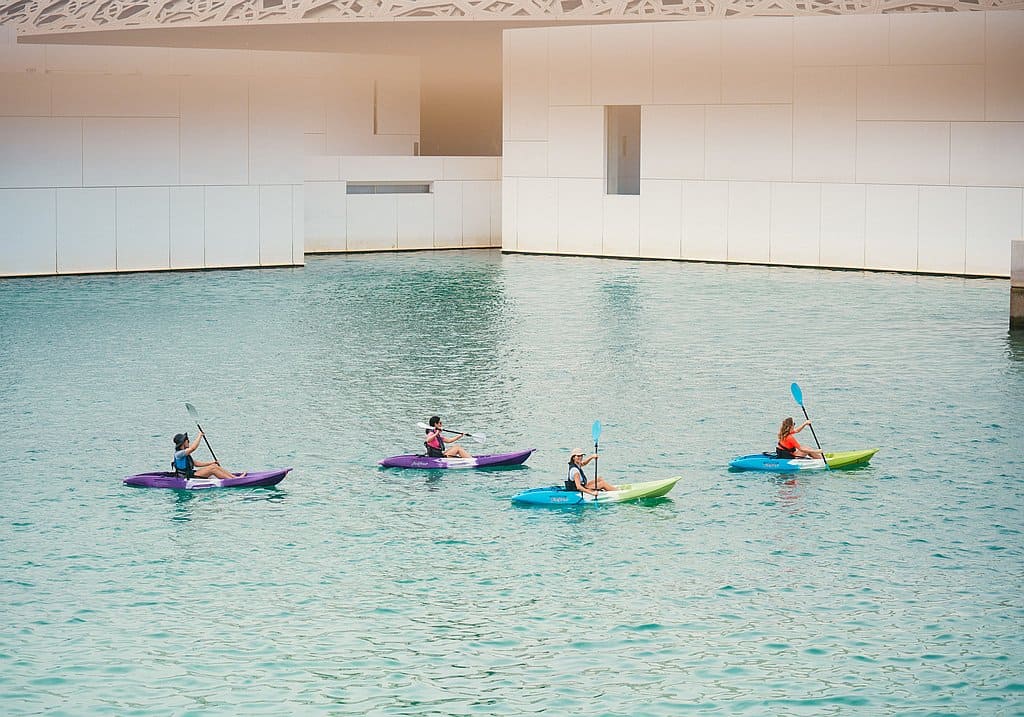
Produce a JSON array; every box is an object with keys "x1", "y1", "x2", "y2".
[
  {"x1": 571, "y1": 467, "x2": 595, "y2": 495},
  {"x1": 581, "y1": 453, "x2": 598, "y2": 466},
  {"x1": 443, "y1": 432, "x2": 464, "y2": 444},
  {"x1": 184, "y1": 431, "x2": 204, "y2": 456},
  {"x1": 792, "y1": 421, "x2": 811, "y2": 435}
]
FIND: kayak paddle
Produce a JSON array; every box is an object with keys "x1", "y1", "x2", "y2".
[
  {"x1": 185, "y1": 402, "x2": 220, "y2": 464},
  {"x1": 416, "y1": 422, "x2": 487, "y2": 444},
  {"x1": 591, "y1": 419, "x2": 602, "y2": 497},
  {"x1": 790, "y1": 383, "x2": 829, "y2": 470}
]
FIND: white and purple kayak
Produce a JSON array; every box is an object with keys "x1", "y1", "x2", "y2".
[
  {"x1": 378, "y1": 449, "x2": 535, "y2": 470},
  {"x1": 123, "y1": 468, "x2": 291, "y2": 489}
]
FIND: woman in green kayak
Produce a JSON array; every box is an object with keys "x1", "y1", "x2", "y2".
[
  {"x1": 776, "y1": 417, "x2": 824, "y2": 459},
  {"x1": 567, "y1": 447, "x2": 617, "y2": 495}
]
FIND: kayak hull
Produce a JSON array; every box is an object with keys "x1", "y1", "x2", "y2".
[
  {"x1": 729, "y1": 449, "x2": 879, "y2": 472},
  {"x1": 379, "y1": 449, "x2": 535, "y2": 470},
  {"x1": 512, "y1": 476, "x2": 681, "y2": 506},
  {"x1": 123, "y1": 468, "x2": 292, "y2": 489}
]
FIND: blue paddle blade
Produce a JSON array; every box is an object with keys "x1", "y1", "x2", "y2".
[
  {"x1": 185, "y1": 402, "x2": 199, "y2": 420},
  {"x1": 591, "y1": 420, "x2": 602, "y2": 443},
  {"x1": 790, "y1": 383, "x2": 803, "y2": 406}
]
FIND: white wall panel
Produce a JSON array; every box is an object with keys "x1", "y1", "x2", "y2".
[
  {"x1": 396, "y1": 194, "x2": 434, "y2": 250},
  {"x1": 549, "y1": 26, "x2": 591, "y2": 106},
  {"x1": 503, "y1": 141, "x2": 547, "y2": 179},
  {"x1": 115, "y1": 187, "x2": 169, "y2": 272},
  {"x1": 306, "y1": 155, "x2": 341, "y2": 182},
  {"x1": 259, "y1": 185, "x2": 294, "y2": 265},
  {"x1": 170, "y1": 187, "x2": 205, "y2": 269},
  {"x1": 375, "y1": 66, "x2": 420, "y2": 136},
  {"x1": 0, "y1": 73, "x2": 50, "y2": 116},
  {"x1": 462, "y1": 181, "x2": 492, "y2": 247},
  {"x1": 83, "y1": 118, "x2": 179, "y2": 187},
  {"x1": 641, "y1": 106, "x2": 705, "y2": 180},
  {"x1": 339, "y1": 156, "x2": 443, "y2": 182},
  {"x1": 640, "y1": 179, "x2": 682, "y2": 259},
  {"x1": 0, "y1": 189, "x2": 56, "y2": 276},
  {"x1": 722, "y1": 18, "x2": 793, "y2": 104},
  {"x1": 793, "y1": 67, "x2": 857, "y2": 183},
  {"x1": 56, "y1": 187, "x2": 115, "y2": 274},
  {"x1": 166, "y1": 48, "x2": 252, "y2": 77},
  {"x1": 890, "y1": 12, "x2": 985, "y2": 65},
  {"x1": 205, "y1": 185, "x2": 259, "y2": 267},
  {"x1": 250, "y1": 50, "x2": 339, "y2": 78},
  {"x1": 820, "y1": 183, "x2": 866, "y2": 269},
  {"x1": 652, "y1": 21, "x2": 721, "y2": 105},
  {"x1": 508, "y1": 28, "x2": 549, "y2": 141},
  {"x1": 250, "y1": 78, "x2": 307, "y2": 185},
  {"x1": 180, "y1": 77, "x2": 248, "y2": 186},
  {"x1": 985, "y1": 12, "x2": 1024, "y2": 121},
  {"x1": 591, "y1": 24, "x2": 652, "y2": 106},
  {"x1": 0, "y1": 33, "x2": 45, "y2": 73},
  {"x1": 346, "y1": 195, "x2": 397, "y2": 251},
  {"x1": 857, "y1": 66, "x2": 984, "y2": 122},
  {"x1": 433, "y1": 181, "x2": 463, "y2": 247},
  {"x1": 557, "y1": 178, "x2": 603, "y2": 255},
  {"x1": 46, "y1": 44, "x2": 177, "y2": 76},
  {"x1": 304, "y1": 181, "x2": 347, "y2": 252},
  {"x1": 727, "y1": 181, "x2": 770, "y2": 264},
  {"x1": 516, "y1": 178, "x2": 557, "y2": 253},
  {"x1": 502, "y1": 178, "x2": 518, "y2": 251},
  {"x1": 770, "y1": 182, "x2": 821, "y2": 266},
  {"x1": 918, "y1": 186, "x2": 966, "y2": 275},
  {"x1": 443, "y1": 157, "x2": 500, "y2": 181},
  {"x1": 966, "y1": 187, "x2": 1022, "y2": 276},
  {"x1": 489, "y1": 180, "x2": 501, "y2": 244},
  {"x1": 603, "y1": 196, "x2": 640, "y2": 257},
  {"x1": 856, "y1": 121, "x2": 949, "y2": 186},
  {"x1": 291, "y1": 185, "x2": 304, "y2": 264},
  {"x1": 0, "y1": 117, "x2": 82, "y2": 188},
  {"x1": 681, "y1": 180, "x2": 728, "y2": 262},
  {"x1": 324, "y1": 71, "x2": 373, "y2": 155},
  {"x1": 950, "y1": 122, "x2": 1024, "y2": 188},
  {"x1": 51, "y1": 74, "x2": 179, "y2": 118},
  {"x1": 865, "y1": 184, "x2": 919, "y2": 272},
  {"x1": 793, "y1": 15, "x2": 889, "y2": 67},
  {"x1": 706, "y1": 105, "x2": 792, "y2": 182},
  {"x1": 547, "y1": 106, "x2": 604, "y2": 179}
]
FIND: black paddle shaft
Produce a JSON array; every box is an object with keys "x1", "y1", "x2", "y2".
[
  {"x1": 798, "y1": 405, "x2": 829, "y2": 468},
  {"x1": 193, "y1": 421, "x2": 220, "y2": 464}
]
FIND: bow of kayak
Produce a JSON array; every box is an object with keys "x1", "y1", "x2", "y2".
[
  {"x1": 379, "y1": 449, "x2": 535, "y2": 470},
  {"x1": 123, "y1": 468, "x2": 292, "y2": 489},
  {"x1": 729, "y1": 448, "x2": 879, "y2": 472},
  {"x1": 512, "y1": 476, "x2": 681, "y2": 506}
]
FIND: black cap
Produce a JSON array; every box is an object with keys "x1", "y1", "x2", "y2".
[{"x1": 173, "y1": 432, "x2": 189, "y2": 448}]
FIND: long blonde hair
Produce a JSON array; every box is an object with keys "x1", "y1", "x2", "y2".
[{"x1": 778, "y1": 417, "x2": 795, "y2": 441}]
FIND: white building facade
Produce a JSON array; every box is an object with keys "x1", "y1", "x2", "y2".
[
  {"x1": 503, "y1": 11, "x2": 1024, "y2": 277},
  {"x1": 1, "y1": 3, "x2": 1023, "y2": 278}
]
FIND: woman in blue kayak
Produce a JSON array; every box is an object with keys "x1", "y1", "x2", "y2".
[
  {"x1": 567, "y1": 447, "x2": 617, "y2": 495},
  {"x1": 776, "y1": 417, "x2": 824, "y2": 459},
  {"x1": 423, "y1": 416, "x2": 472, "y2": 459},
  {"x1": 172, "y1": 431, "x2": 245, "y2": 480}
]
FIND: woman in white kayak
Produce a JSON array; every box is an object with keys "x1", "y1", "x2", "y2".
[
  {"x1": 172, "y1": 431, "x2": 245, "y2": 480},
  {"x1": 776, "y1": 417, "x2": 824, "y2": 459},
  {"x1": 567, "y1": 447, "x2": 617, "y2": 495},
  {"x1": 423, "y1": 416, "x2": 472, "y2": 459}
]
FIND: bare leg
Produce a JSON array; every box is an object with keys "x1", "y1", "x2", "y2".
[
  {"x1": 445, "y1": 445, "x2": 472, "y2": 459},
  {"x1": 588, "y1": 478, "x2": 618, "y2": 492},
  {"x1": 194, "y1": 464, "x2": 247, "y2": 479},
  {"x1": 795, "y1": 448, "x2": 824, "y2": 460}
]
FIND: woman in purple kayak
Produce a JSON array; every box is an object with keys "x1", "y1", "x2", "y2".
[
  {"x1": 423, "y1": 416, "x2": 472, "y2": 459},
  {"x1": 172, "y1": 431, "x2": 245, "y2": 480}
]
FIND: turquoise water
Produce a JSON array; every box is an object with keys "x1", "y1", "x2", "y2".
[{"x1": 1, "y1": 250, "x2": 1022, "y2": 715}]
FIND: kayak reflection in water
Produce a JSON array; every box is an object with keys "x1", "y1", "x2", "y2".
[
  {"x1": 775, "y1": 417, "x2": 824, "y2": 459},
  {"x1": 423, "y1": 416, "x2": 472, "y2": 459},
  {"x1": 567, "y1": 447, "x2": 617, "y2": 496},
  {"x1": 172, "y1": 431, "x2": 246, "y2": 480}
]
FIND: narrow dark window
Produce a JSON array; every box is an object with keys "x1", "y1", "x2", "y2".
[
  {"x1": 606, "y1": 105, "x2": 640, "y2": 196},
  {"x1": 346, "y1": 183, "x2": 432, "y2": 195}
]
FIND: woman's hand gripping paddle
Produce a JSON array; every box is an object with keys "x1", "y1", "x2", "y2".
[
  {"x1": 415, "y1": 422, "x2": 487, "y2": 444},
  {"x1": 790, "y1": 383, "x2": 829, "y2": 470}
]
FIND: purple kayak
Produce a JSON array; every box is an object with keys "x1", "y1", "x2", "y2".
[
  {"x1": 378, "y1": 449, "x2": 535, "y2": 470},
  {"x1": 123, "y1": 468, "x2": 291, "y2": 489}
]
